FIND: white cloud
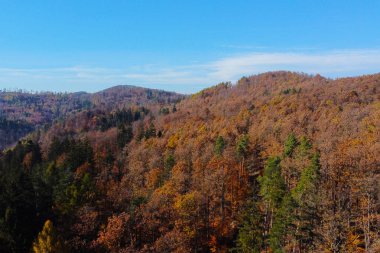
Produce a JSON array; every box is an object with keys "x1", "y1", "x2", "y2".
[
  {"x1": 208, "y1": 50, "x2": 380, "y2": 81},
  {"x1": 1, "y1": 49, "x2": 380, "y2": 93},
  {"x1": 115, "y1": 49, "x2": 380, "y2": 90}
]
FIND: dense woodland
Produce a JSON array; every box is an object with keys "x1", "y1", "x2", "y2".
[
  {"x1": 0, "y1": 71, "x2": 379, "y2": 252},
  {"x1": 0, "y1": 86, "x2": 183, "y2": 150}
]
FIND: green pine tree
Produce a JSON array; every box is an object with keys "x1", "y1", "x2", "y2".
[
  {"x1": 269, "y1": 194, "x2": 296, "y2": 253},
  {"x1": 234, "y1": 200, "x2": 264, "y2": 253},
  {"x1": 258, "y1": 156, "x2": 291, "y2": 253},
  {"x1": 284, "y1": 133, "x2": 298, "y2": 157},
  {"x1": 298, "y1": 136, "x2": 312, "y2": 158},
  {"x1": 214, "y1": 136, "x2": 225, "y2": 156},
  {"x1": 291, "y1": 152, "x2": 321, "y2": 250},
  {"x1": 236, "y1": 134, "x2": 249, "y2": 159},
  {"x1": 258, "y1": 157, "x2": 287, "y2": 210}
]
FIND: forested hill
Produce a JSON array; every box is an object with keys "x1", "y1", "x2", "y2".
[
  {"x1": 0, "y1": 86, "x2": 184, "y2": 150},
  {"x1": 0, "y1": 71, "x2": 379, "y2": 253}
]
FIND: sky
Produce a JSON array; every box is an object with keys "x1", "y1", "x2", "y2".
[{"x1": 0, "y1": 0, "x2": 380, "y2": 94}]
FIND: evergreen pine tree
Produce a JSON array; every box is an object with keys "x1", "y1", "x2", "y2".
[
  {"x1": 284, "y1": 133, "x2": 298, "y2": 157},
  {"x1": 270, "y1": 194, "x2": 296, "y2": 253},
  {"x1": 258, "y1": 157, "x2": 287, "y2": 210},
  {"x1": 235, "y1": 200, "x2": 263, "y2": 253},
  {"x1": 214, "y1": 136, "x2": 225, "y2": 156},
  {"x1": 291, "y1": 152, "x2": 321, "y2": 250}
]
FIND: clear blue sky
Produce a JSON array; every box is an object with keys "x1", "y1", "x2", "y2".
[{"x1": 0, "y1": 0, "x2": 380, "y2": 93}]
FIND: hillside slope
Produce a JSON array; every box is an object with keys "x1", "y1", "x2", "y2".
[
  {"x1": 0, "y1": 86, "x2": 184, "y2": 150},
  {"x1": 0, "y1": 72, "x2": 379, "y2": 253}
]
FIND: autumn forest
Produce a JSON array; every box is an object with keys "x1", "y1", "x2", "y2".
[{"x1": 0, "y1": 71, "x2": 379, "y2": 253}]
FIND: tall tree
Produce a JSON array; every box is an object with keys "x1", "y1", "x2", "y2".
[
  {"x1": 32, "y1": 220, "x2": 65, "y2": 253},
  {"x1": 284, "y1": 133, "x2": 298, "y2": 157},
  {"x1": 258, "y1": 156, "x2": 288, "y2": 251},
  {"x1": 214, "y1": 136, "x2": 225, "y2": 157},
  {"x1": 291, "y1": 152, "x2": 321, "y2": 251},
  {"x1": 234, "y1": 200, "x2": 263, "y2": 253}
]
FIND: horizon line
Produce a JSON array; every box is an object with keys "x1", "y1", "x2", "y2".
[{"x1": 1, "y1": 70, "x2": 380, "y2": 95}]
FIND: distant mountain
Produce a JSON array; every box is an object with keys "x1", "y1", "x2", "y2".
[{"x1": 0, "y1": 85, "x2": 184, "y2": 150}]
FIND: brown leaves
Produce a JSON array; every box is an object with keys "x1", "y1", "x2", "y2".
[{"x1": 95, "y1": 212, "x2": 130, "y2": 252}]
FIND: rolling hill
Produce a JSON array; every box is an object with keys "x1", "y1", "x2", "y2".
[
  {"x1": 0, "y1": 71, "x2": 379, "y2": 253},
  {"x1": 0, "y1": 86, "x2": 184, "y2": 150}
]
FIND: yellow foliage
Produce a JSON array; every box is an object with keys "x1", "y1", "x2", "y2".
[
  {"x1": 331, "y1": 116, "x2": 340, "y2": 124},
  {"x1": 167, "y1": 134, "x2": 179, "y2": 149},
  {"x1": 183, "y1": 225, "x2": 196, "y2": 238},
  {"x1": 270, "y1": 96, "x2": 283, "y2": 106},
  {"x1": 349, "y1": 138, "x2": 362, "y2": 147},
  {"x1": 290, "y1": 102, "x2": 298, "y2": 111},
  {"x1": 32, "y1": 220, "x2": 65, "y2": 253},
  {"x1": 156, "y1": 181, "x2": 177, "y2": 195},
  {"x1": 174, "y1": 192, "x2": 196, "y2": 215},
  {"x1": 260, "y1": 104, "x2": 268, "y2": 112},
  {"x1": 366, "y1": 123, "x2": 376, "y2": 133},
  {"x1": 174, "y1": 192, "x2": 198, "y2": 237},
  {"x1": 346, "y1": 232, "x2": 365, "y2": 252},
  {"x1": 237, "y1": 108, "x2": 251, "y2": 120},
  {"x1": 198, "y1": 123, "x2": 207, "y2": 134},
  {"x1": 146, "y1": 168, "x2": 162, "y2": 189},
  {"x1": 325, "y1": 99, "x2": 334, "y2": 106}
]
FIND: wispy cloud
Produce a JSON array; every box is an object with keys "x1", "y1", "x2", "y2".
[
  {"x1": 124, "y1": 49, "x2": 380, "y2": 89},
  {"x1": 206, "y1": 49, "x2": 380, "y2": 81},
  {"x1": 1, "y1": 49, "x2": 380, "y2": 93}
]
